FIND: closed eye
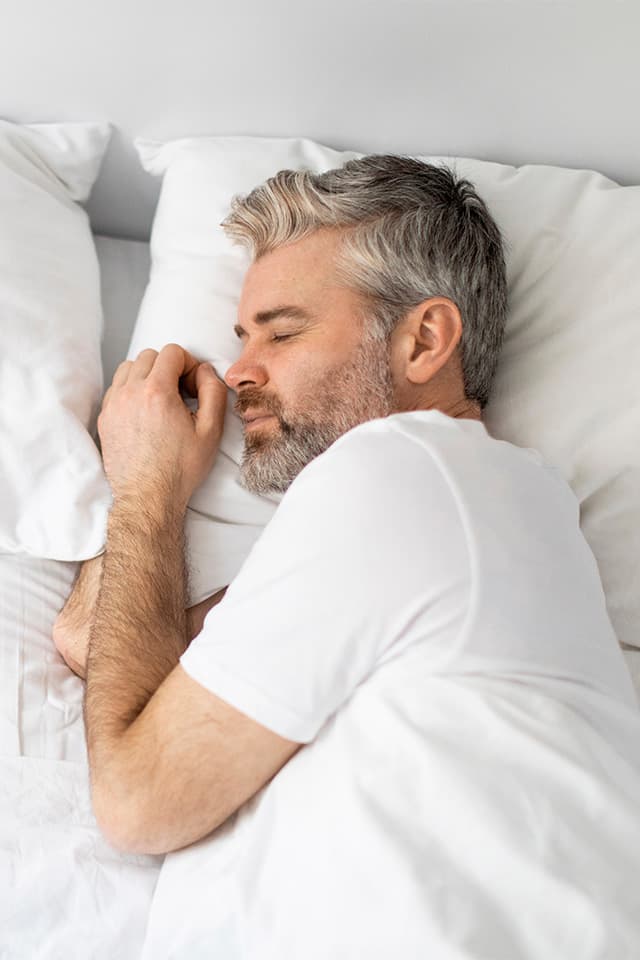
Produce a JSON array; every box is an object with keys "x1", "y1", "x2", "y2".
[{"x1": 272, "y1": 334, "x2": 293, "y2": 342}]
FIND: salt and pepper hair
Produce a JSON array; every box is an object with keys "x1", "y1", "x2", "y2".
[{"x1": 220, "y1": 155, "x2": 507, "y2": 410}]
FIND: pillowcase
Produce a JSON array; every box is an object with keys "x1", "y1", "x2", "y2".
[
  {"x1": 128, "y1": 135, "x2": 639, "y2": 652},
  {"x1": 0, "y1": 119, "x2": 113, "y2": 560}
]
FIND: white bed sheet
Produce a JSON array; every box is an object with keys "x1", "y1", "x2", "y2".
[{"x1": 0, "y1": 554, "x2": 163, "y2": 959}]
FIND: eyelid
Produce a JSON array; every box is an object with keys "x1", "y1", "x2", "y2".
[{"x1": 236, "y1": 331, "x2": 294, "y2": 342}]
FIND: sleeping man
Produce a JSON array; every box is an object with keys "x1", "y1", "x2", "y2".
[{"x1": 53, "y1": 156, "x2": 640, "y2": 957}]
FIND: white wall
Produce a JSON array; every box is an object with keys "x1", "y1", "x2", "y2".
[{"x1": 2, "y1": 0, "x2": 637, "y2": 240}]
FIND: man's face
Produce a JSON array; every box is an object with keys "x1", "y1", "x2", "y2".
[{"x1": 224, "y1": 227, "x2": 397, "y2": 495}]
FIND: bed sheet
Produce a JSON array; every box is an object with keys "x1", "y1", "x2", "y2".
[{"x1": 0, "y1": 554, "x2": 163, "y2": 959}]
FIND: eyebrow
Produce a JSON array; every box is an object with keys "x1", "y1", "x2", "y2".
[{"x1": 233, "y1": 305, "x2": 315, "y2": 339}]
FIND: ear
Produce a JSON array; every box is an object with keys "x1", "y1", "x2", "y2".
[{"x1": 393, "y1": 297, "x2": 463, "y2": 387}]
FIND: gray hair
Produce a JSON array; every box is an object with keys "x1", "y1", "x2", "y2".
[{"x1": 220, "y1": 154, "x2": 507, "y2": 410}]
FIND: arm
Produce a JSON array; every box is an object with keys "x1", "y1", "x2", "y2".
[
  {"x1": 75, "y1": 344, "x2": 300, "y2": 854},
  {"x1": 53, "y1": 552, "x2": 228, "y2": 680},
  {"x1": 84, "y1": 494, "x2": 300, "y2": 854}
]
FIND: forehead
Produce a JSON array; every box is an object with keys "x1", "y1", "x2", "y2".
[{"x1": 237, "y1": 228, "x2": 346, "y2": 313}]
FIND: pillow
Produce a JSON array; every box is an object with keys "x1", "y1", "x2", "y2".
[
  {"x1": 0, "y1": 119, "x2": 113, "y2": 560},
  {"x1": 128, "y1": 135, "x2": 639, "y2": 651}
]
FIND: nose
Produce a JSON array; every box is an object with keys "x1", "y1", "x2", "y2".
[{"x1": 224, "y1": 354, "x2": 269, "y2": 392}]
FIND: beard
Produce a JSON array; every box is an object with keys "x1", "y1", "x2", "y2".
[{"x1": 237, "y1": 334, "x2": 396, "y2": 496}]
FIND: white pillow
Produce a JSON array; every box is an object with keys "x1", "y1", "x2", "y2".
[
  {"x1": 128, "y1": 135, "x2": 639, "y2": 650},
  {"x1": 0, "y1": 119, "x2": 113, "y2": 560}
]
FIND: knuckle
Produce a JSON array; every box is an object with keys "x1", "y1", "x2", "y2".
[{"x1": 143, "y1": 381, "x2": 166, "y2": 402}]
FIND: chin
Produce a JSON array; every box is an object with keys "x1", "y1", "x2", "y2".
[
  {"x1": 237, "y1": 450, "x2": 289, "y2": 496},
  {"x1": 238, "y1": 470, "x2": 292, "y2": 497}
]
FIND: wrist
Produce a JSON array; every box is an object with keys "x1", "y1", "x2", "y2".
[{"x1": 109, "y1": 489, "x2": 187, "y2": 530}]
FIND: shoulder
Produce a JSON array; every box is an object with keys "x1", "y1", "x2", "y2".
[
  {"x1": 222, "y1": 412, "x2": 475, "y2": 610},
  {"x1": 290, "y1": 410, "x2": 481, "y2": 492},
  {"x1": 275, "y1": 411, "x2": 469, "y2": 533}
]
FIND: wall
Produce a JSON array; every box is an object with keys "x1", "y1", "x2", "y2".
[{"x1": 1, "y1": 0, "x2": 637, "y2": 239}]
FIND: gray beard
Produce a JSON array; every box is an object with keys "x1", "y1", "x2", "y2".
[{"x1": 238, "y1": 335, "x2": 395, "y2": 496}]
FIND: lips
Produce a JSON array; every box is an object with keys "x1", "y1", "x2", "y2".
[
  {"x1": 241, "y1": 409, "x2": 274, "y2": 424},
  {"x1": 245, "y1": 415, "x2": 275, "y2": 428}
]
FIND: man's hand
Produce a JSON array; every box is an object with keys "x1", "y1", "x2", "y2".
[
  {"x1": 53, "y1": 343, "x2": 228, "y2": 680},
  {"x1": 53, "y1": 554, "x2": 104, "y2": 680},
  {"x1": 98, "y1": 344, "x2": 228, "y2": 510},
  {"x1": 53, "y1": 554, "x2": 229, "y2": 681}
]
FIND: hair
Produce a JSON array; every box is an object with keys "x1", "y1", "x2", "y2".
[{"x1": 219, "y1": 154, "x2": 507, "y2": 410}]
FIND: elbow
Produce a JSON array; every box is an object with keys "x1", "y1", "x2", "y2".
[
  {"x1": 95, "y1": 808, "x2": 165, "y2": 856},
  {"x1": 91, "y1": 787, "x2": 135, "y2": 854},
  {"x1": 92, "y1": 785, "x2": 189, "y2": 857},
  {"x1": 91, "y1": 780, "x2": 160, "y2": 856}
]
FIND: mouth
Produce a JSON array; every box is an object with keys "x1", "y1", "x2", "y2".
[{"x1": 244, "y1": 415, "x2": 276, "y2": 429}]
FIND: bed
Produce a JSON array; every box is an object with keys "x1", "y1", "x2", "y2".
[{"x1": 2, "y1": 1, "x2": 640, "y2": 956}]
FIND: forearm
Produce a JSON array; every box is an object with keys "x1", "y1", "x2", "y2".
[{"x1": 84, "y1": 494, "x2": 188, "y2": 788}]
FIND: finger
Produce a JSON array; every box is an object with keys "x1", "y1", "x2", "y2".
[
  {"x1": 128, "y1": 348, "x2": 159, "y2": 380},
  {"x1": 149, "y1": 343, "x2": 200, "y2": 394},
  {"x1": 180, "y1": 354, "x2": 221, "y2": 398},
  {"x1": 111, "y1": 360, "x2": 134, "y2": 388},
  {"x1": 193, "y1": 362, "x2": 228, "y2": 438}
]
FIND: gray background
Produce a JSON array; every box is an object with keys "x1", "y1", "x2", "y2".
[{"x1": 1, "y1": 0, "x2": 638, "y2": 240}]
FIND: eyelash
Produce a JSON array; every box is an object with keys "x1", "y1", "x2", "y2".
[{"x1": 271, "y1": 334, "x2": 293, "y2": 342}]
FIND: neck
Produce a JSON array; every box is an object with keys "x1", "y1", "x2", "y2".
[
  {"x1": 448, "y1": 398, "x2": 482, "y2": 421},
  {"x1": 408, "y1": 397, "x2": 482, "y2": 422}
]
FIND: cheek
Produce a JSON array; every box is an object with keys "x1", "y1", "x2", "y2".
[{"x1": 276, "y1": 352, "x2": 327, "y2": 405}]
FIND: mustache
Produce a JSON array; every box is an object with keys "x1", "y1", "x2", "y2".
[{"x1": 234, "y1": 392, "x2": 279, "y2": 418}]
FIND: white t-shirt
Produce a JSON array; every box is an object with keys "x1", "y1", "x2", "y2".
[{"x1": 141, "y1": 411, "x2": 640, "y2": 959}]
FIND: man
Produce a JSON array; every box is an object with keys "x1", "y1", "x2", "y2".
[{"x1": 54, "y1": 156, "x2": 639, "y2": 957}]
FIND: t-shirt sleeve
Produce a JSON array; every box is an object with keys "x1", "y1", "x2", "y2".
[{"x1": 179, "y1": 422, "x2": 469, "y2": 743}]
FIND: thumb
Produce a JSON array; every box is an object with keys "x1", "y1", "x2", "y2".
[{"x1": 194, "y1": 363, "x2": 227, "y2": 438}]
